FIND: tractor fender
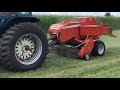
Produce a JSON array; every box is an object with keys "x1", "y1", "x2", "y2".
[
  {"x1": 0, "y1": 16, "x2": 39, "y2": 35},
  {"x1": 78, "y1": 38, "x2": 94, "y2": 58}
]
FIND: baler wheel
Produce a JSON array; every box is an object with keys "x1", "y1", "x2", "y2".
[
  {"x1": 83, "y1": 54, "x2": 90, "y2": 60},
  {"x1": 92, "y1": 40, "x2": 105, "y2": 56}
]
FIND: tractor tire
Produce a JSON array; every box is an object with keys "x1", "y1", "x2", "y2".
[
  {"x1": 0, "y1": 22, "x2": 48, "y2": 72},
  {"x1": 0, "y1": 40, "x2": 2, "y2": 65},
  {"x1": 92, "y1": 40, "x2": 105, "y2": 56}
]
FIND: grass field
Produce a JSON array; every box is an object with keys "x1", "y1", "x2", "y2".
[{"x1": 0, "y1": 30, "x2": 120, "y2": 78}]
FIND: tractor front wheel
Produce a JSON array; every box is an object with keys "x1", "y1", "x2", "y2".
[{"x1": 0, "y1": 22, "x2": 48, "y2": 71}]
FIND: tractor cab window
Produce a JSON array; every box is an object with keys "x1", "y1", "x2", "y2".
[
  {"x1": 16, "y1": 12, "x2": 32, "y2": 16},
  {"x1": 18, "y1": 12, "x2": 29, "y2": 15},
  {"x1": 0, "y1": 12, "x2": 10, "y2": 16}
]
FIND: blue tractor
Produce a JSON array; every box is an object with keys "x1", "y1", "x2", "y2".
[{"x1": 0, "y1": 12, "x2": 48, "y2": 71}]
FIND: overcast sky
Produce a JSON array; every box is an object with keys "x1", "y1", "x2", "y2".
[{"x1": 32, "y1": 12, "x2": 120, "y2": 16}]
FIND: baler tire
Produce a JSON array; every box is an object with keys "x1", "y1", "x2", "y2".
[
  {"x1": 92, "y1": 40, "x2": 105, "y2": 56},
  {"x1": 0, "y1": 22, "x2": 48, "y2": 72},
  {"x1": 83, "y1": 54, "x2": 90, "y2": 60}
]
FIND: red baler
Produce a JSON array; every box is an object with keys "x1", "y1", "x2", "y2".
[{"x1": 48, "y1": 17, "x2": 116, "y2": 60}]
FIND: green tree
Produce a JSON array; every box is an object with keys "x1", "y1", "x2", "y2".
[{"x1": 104, "y1": 12, "x2": 111, "y2": 17}]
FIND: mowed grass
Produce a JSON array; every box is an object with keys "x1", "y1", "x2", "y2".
[{"x1": 0, "y1": 30, "x2": 120, "y2": 78}]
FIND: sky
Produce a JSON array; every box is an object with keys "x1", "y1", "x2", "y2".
[{"x1": 32, "y1": 12, "x2": 120, "y2": 16}]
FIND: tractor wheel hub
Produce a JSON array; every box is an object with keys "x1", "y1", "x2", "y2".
[{"x1": 15, "y1": 36, "x2": 35, "y2": 60}]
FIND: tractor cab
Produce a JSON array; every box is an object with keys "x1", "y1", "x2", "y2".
[
  {"x1": 0, "y1": 12, "x2": 12, "y2": 29},
  {"x1": 0, "y1": 12, "x2": 12, "y2": 24},
  {"x1": 0, "y1": 12, "x2": 34, "y2": 34},
  {"x1": 0, "y1": 12, "x2": 32, "y2": 27},
  {"x1": 0, "y1": 12, "x2": 32, "y2": 24},
  {"x1": 0, "y1": 12, "x2": 32, "y2": 17},
  {"x1": 0, "y1": 12, "x2": 37, "y2": 37}
]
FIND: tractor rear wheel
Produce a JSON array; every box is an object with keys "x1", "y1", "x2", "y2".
[
  {"x1": 92, "y1": 40, "x2": 105, "y2": 56},
  {"x1": 0, "y1": 22, "x2": 48, "y2": 71}
]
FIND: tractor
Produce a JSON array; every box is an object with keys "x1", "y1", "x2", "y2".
[
  {"x1": 0, "y1": 12, "x2": 48, "y2": 71},
  {"x1": 48, "y1": 17, "x2": 116, "y2": 60},
  {"x1": 0, "y1": 13, "x2": 116, "y2": 72}
]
